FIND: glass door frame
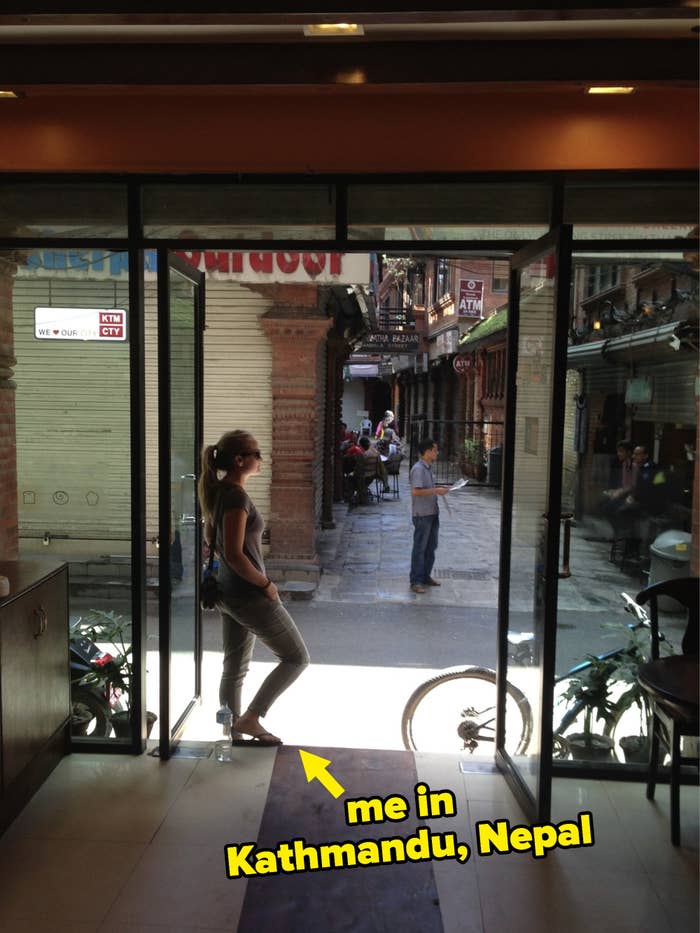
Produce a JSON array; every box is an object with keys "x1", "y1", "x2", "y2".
[
  {"x1": 157, "y1": 249, "x2": 205, "y2": 760},
  {"x1": 495, "y1": 225, "x2": 573, "y2": 822}
]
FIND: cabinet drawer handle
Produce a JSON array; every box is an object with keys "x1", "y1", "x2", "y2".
[{"x1": 33, "y1": 605, "x2": 48, "y2": 638}]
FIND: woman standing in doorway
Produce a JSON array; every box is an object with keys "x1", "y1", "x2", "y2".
[{"x1": 198, "y1": 430, "x2": 309, "y2": 745}]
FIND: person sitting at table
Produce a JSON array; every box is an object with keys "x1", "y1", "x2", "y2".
[
  {"x1": 376, "y1": 426, "x2": 400, "y2": 457},
  {"x1": 342, "y1": 431, "x2": 363, "y2": 458},
  {"x1": 359, "y1": 435, "x2": 390, "y2": 494},
  {"x1": 602, "y1": 441, "x2": 636, "y2": 518}
]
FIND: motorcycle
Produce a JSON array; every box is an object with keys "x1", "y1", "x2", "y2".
[{"x1": 70, "y1": 619, "x2": 125, "y2": 737}]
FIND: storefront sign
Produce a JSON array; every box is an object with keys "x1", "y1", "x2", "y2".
[
  {"x1": 359, "y1": 331, "x2": 420, "y2": 352},
  {"x1": 34, "y1": 307, "x2": 127, "y2": 341},
  {"x1": 458, "y1": 279, "x2": 485, "y2": 316},
  {"x1": 435, "y1": 330, "x2": 459, "y2": 357},
  {"x1": 21, "y1": 250, "x2": 369, "y2": 285},
  {"x1": 453, "y1": 353, "x2": 479, "y2": 376}
]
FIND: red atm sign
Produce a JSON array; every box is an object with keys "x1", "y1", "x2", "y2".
[{"x1": 35, "y1": 308, "x2": 127, "y2": 342}]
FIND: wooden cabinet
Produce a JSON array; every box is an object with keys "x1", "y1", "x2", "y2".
[{"x1": 0, "y1": 560, "x2": 70, "y2": 833}]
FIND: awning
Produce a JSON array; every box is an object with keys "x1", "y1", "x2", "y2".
[{"x1": 567, "y1": 319, "x2": 699, "y2": 367}]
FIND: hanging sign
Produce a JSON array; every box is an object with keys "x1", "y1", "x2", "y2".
[
  {"x1": 453, "y1": 353, "x2": 479, "y2": 376},
  {"x1": 458, "y1": 279, "x2": 485, "y2": 316},
  {"x1": 34, "y1": 307, "x2": 127, "y2": 341}
]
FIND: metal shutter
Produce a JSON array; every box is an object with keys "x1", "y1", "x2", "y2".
[{"x1": 14, "y1": 277, "x2": 132, "y2": 547}]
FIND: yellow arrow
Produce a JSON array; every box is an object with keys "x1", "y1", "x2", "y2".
[{"x1": 298, "y1": 750, "x2": 345, "y2": 799}]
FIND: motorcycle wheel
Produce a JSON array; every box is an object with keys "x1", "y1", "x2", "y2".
[{"x1": 71, "y1": 687, "x2": 111, "y2": 738}]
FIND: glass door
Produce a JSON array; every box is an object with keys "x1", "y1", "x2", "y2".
[
  {"x1": 496, "y1": 227, "x2": 573, "y2": 821},
  {"x1": 157, "y1": 251, "x2": 205, "y2": 759}
]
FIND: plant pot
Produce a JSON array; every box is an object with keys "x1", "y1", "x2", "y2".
[
  {"x1": 566, "y1": 732, "x2": 615, "y2": 761},
  {"x1": 619, "y1": 735, "x2": 650, "y2": 764},
  {"x1": 70, "y1": 712, "x2": 93, "y2": 736},
  {"x1": 110, "y1": 710, "x2": 158, "y2": 739}
]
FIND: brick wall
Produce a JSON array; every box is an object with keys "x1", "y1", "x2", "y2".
[
  {"x1": 0, "y1": 256, "x2": 18, "y2": 559},
  {"x1": 259, "y1": 297, "x2": 331, "y2": 561}
]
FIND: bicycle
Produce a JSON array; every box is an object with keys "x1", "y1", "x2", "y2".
[{"x1": 400, "y1": 592, "x2": 666, "y2": 761}]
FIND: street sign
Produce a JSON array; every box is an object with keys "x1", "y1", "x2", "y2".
[
  {"x1": 453, "y1": 353, "x2": 476, "y2": 376},
  {"x1": 359, "y1": 331, "x2": 420, "y2": 353}
]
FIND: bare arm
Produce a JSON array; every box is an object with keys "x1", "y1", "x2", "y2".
[
  {"x1": 222, "y1": 508, "x2": 278, "y2": 600},
  {"x1": 411, "y1": 486, "x2": 449, "y2": 497}
]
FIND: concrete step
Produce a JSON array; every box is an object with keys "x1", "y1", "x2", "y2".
[{"x1": 276, "y1": 580, "x2": 317, "y2": 600}]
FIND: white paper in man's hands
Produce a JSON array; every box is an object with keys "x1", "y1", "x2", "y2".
[{"x1": 449, "y1": 478, "x2": 468, "y2": 492}]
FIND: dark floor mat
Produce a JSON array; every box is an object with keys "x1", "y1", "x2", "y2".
[{"x1": 236, "y1": 745, "x2": 443, "y2": 933}]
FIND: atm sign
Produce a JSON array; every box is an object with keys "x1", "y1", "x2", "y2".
[{"x1": 35, "y1": 307, "x2": 127, "y2": 342}]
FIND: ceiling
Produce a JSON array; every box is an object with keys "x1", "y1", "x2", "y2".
[{"x1": 0, "y1": 4, "x2": 696, "y2": 87}]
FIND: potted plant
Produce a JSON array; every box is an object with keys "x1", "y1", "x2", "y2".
[
  {"x1": 78, "y1": 609, "x2": 158, "y2": 739},
  {"x1": 460, "y1": 438, "x2": 487, "y2": 481},
  {"x1": 604, "y1": 625, "x2": 664, "y2": 763},
  {"x1": 561, "y1": 656, "x2": 618, "y2": 761}
]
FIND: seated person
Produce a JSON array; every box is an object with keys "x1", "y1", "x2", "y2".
[
  {"x1": 626, "y1": 445, "x2": 668, "y2": 517},
  {"x1": 358, "y1": 435, "x2": 390, "y2": 494},
  {"x1": 611, "y1": 444, "x2": 670, "y2": 550},
  {"x1": 376, "y1": 426, "x2": 401, "y2": 457},
  {"x1": 342, "y1": 432, "x2": 363, "y2": 458},
  {"x1": 602, "y1": 441, "x2": 636, "y2": 516}
]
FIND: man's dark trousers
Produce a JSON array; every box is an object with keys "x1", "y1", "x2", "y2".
[{"x1": 410, "y1": 514, "x2": 439, "y2": 585}]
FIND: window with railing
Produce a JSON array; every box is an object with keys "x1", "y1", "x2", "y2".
[{"x1": 484, "y1": 347, "x2": 506, "y2": 399}]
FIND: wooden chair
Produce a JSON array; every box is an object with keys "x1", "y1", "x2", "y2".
[{"x1": 635, "y1": 576, "x2": 699, "y2": 846}]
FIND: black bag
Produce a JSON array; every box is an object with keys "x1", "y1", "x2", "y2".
[{"x1": 200, "y1": 495, "x2": 224, "y2": 610}]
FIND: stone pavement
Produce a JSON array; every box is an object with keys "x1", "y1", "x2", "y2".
[
  {"x1": 314, "y1": 461, "x2": 690, "y2": 664},
  {"x1": 316, "y1": 467, "x2": 502, "y2": 608}
]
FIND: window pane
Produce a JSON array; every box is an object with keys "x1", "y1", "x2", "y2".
[
  {"x1": 348, "y1": 183, "x2": 550, "y2": 240},
  {"x1": 0, "y1": 184, "x2": 128, "y2": 238},
  {"x1": 556, "y1": 250, "x2": 698, "y2": 768},
  {"x1": 564, "y1": 182, "x2": 699, "y2": 240},
  {"x1": 142, "y1": 184, "x2": 335, "y2": 239},
  {"x1": 10, "y1": 246, "x2": 133, "y2": 742}
]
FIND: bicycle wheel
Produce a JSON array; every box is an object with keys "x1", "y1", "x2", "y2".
[{"x1": 401, "y1": 667, "x2": 533, "y2": 756}]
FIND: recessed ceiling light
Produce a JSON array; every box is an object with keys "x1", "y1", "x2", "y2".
[
  {"x1": 585, "y1": 86, "x2": 637, "y2": 95},
  {"x1": 0, "y1": 90, "x2": 22, "y2": 99},
  {"x1": 303, "y1": 23, "x2": 364, "y2": 38}
]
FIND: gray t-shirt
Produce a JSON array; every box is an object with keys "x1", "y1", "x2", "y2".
[
  {"x1": 215, "y1": 484, "x2": 266, "y2": 600},
  {"x1": 410, "y1": 458, "x2": 438, "y2": 516}
]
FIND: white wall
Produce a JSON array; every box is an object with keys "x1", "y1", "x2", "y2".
[{"x1": 341, "y1": 380, "x2": 367, "y2": 434}]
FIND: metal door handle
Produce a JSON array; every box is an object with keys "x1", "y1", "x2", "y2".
[{"x1": 33, "y1": 605, "x2": 48, "y2": 638}]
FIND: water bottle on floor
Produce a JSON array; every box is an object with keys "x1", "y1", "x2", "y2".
[{"x1": 214, "y1": 704, "x2": 234, "y2": 762}]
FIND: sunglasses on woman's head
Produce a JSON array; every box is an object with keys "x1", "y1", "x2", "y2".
[{"x1": 241, "y1": 450, "x2": 263, "y2": 460}]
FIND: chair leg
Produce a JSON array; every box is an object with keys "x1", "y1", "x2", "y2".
[
  {"x1": 670, "y1": 721, "x2": 681, "y2": 846},
  {"x1": 646, "y1": 713, "x2": 660, "y2": 801}
]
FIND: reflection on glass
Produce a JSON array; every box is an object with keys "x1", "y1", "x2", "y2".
[
  {"x1": 9, "y1": 247, "x2": 133, "y2": 740},
  {"x1": 555, "y1": 252, "x2": 698, "y2": 766},
  {"x1": 168, "y1": 269, "x2": 198, "y2": 731},
  {"x1": 143, "y1": 184, "x2": 335, "y2": 239},
  {"x1": 0, "y1": 184, "x2": 128, "y2": 237},
  {"x1": 505, "y1": 253, "x2": 557, "y2": 798},
  {"x1": 349, "y1": 225, "x2": 549, "y2": 241}
]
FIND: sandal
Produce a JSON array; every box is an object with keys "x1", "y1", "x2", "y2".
[{"x1": 231, "y1": 731, "x2": 282, "y2": 747}]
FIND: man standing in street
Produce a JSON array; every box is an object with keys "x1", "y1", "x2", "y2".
[{"x1": 410, "y1": 438, "x2": 449, "y2": 594}]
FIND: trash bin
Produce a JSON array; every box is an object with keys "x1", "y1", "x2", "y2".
[
  {"x1": 648, "y1": 529, "x2": 692, "y2": 611},
  {"x1": 487, "y1": 444, "x2": 503, "y2": 487}
]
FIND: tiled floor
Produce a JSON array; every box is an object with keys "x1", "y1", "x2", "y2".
[{"x1": 0, "y1": 748, "x2": 697, "y2": 932}]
